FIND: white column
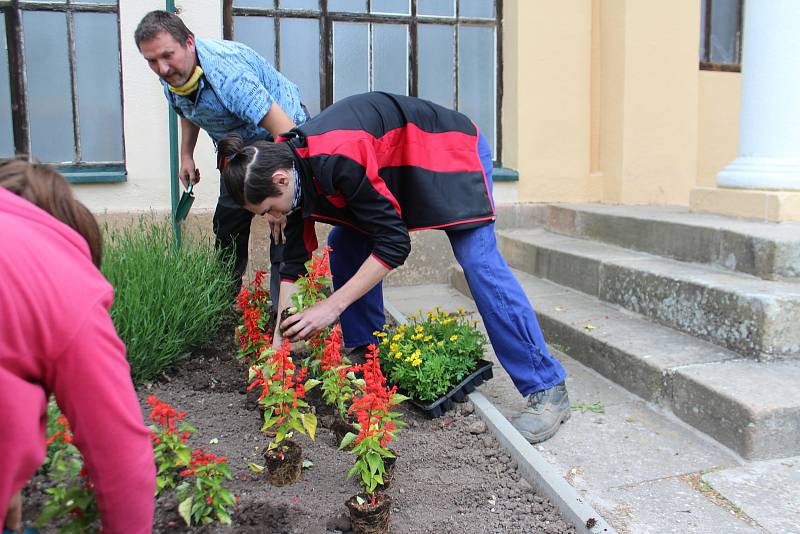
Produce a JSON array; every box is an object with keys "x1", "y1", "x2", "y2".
[{"x1": 716, "y1": 0, "x2": 800, "y2": 190}]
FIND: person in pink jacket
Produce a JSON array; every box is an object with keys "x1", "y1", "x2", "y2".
[{"x1": 0, "y1": 159, "x2": 155, "y2": 533}]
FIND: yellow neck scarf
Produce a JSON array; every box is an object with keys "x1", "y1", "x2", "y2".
[{"x1": 168, "y1": 66, "x2": 203, "y2": 96}]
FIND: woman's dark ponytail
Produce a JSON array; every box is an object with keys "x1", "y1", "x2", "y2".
[
  {"x1": 219, "y1": 133, "x2": 249, "y2": 206},
  {"x1": 218, "y1": 133, "x2": 295, "y2": 207},
  {"x1": 218, "y1": 132, "x2": 245, "y2": 162}
]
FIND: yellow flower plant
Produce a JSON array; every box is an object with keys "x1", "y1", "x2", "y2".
[{"x1": 375, "y1": 308, "x2": 487, "y2": 402}]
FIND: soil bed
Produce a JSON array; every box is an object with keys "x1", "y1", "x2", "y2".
[{"x1": 23, "y1": 317, "x2": 575, "y2": 534}]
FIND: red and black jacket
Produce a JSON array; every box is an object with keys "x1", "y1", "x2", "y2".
[{"x1": 279, "y1": 92, "x2": 495, "y2": 281}]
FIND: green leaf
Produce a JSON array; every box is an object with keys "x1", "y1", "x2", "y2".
[
  {"x1": 391, "y1": 393, "x2": 410, "y2": 403},
  {"x1": 290, "y1": 417, "x2": 306, "y2": 435},
  {"x1": 304, "y1": 378, "x2": 321, "y2": 391},
  {"x1": 248, "y1": 462, "x2": 265, "y2": 473},
  {"x1": 301, "y1": 413, "x2": 317, "y2": 440},
  {"x1": 366, "y1": 451, "x2": 383, "y2": 475},
  {"x1": 338, "y1": 431, "x2": 357, "y2": 450},
  {"x1": 176, "y1": 446, "x2": 191, "y2": 466},
  {"x1": 178, "y1": 496, "x2": 194, "y2": 526},
  {"x1": 217, "y1": 509, "x2": 232, "y2": 525},
  {"x1": 302, "y1": 459, "x2": 314, "y2": 469},
  {"x1": 346, "y1": 462, "x2": 362, "y2": 479}
]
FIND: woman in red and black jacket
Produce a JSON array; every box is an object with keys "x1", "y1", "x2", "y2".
[{"x1": 220, "y1": 92, "x2": 570, "y2": 443}]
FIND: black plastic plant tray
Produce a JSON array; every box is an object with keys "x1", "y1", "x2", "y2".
[{"x1": 409, "y1": 360, "x2": 494, "y2": 419}]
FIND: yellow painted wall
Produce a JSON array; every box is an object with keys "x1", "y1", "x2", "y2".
[
  {"x1": 503, "y1": 0, "x2": 596, "y2": 203},
  {"x1": 507, "y1": 0, "x2": 720, "y2": 206},
  {"x1": 696, "y1": 70, "x2": 741, "y2": 187},
  {"x1": 619, "y1": 0, "x2": 699, "y2": 204}
]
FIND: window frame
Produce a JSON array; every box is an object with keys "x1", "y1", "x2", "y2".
[
  {"x1": 1, "y1": 0, "x2": 126, "y2": 183},
  {"x1": 223, "y1": 0, "x2": 505, "y2": 166},
  {"x1": 699, "y1": 0, "x2": 743, "y2": 72}
]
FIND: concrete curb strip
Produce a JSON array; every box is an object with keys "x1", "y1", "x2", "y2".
[
  {"x1": 469, "y1": 391, "x2": 614, "y2": 534},
  {"x1": 384, "y1": 299, "x2": 614, "y2": 534}
]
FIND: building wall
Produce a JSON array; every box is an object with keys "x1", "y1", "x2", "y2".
[
  {"x1": 696, "y1": 70, "x2": 741, "y2": 188},
  {"x1": 74, "y1": 0, "x2": 222, "y2": 214},
  {"x1": 503, "y1": 0, "x2": 596, "y2": 203},
  {"x1": 73, "y1": 0, "x2": 741, "y2": 215}
]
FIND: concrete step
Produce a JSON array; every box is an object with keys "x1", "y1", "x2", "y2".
[
  {"x1": 497, "y1": 228, "x2": 800, "y2": 361},
  {"x1": 528, "y1": 203, "x2": 800, "y2": 280},
  {"x1": 449, "y1": 267, "x2": 800, "y2": 460}
]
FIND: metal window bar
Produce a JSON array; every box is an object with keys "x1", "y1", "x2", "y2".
[
  {"x1": 225, "y1": 0, "x2": 501, "y2": 163},
  {"x1": 699, "y1": 0, "x2": 743, "y2": 72},
  {"x1": 1, "y1": 0, "x2": 123, "y2": 164}
]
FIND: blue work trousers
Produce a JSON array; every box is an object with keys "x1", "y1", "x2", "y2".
[{"x1": 327, "y1": 133, "x2": 567, "y2": 395}]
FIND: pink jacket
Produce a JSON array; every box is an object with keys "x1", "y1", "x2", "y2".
[{"x1": 0, "y1": 188, "x2": 155, "y2": 532}]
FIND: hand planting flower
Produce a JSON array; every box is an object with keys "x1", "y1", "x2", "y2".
[
  {"x1": 376, "y1": 309, "x2": 487, "y2": 401},
  {"x1": 176, "y1": 449, "x2": 236, "y2": 526},
  {"x1": 251, "y1": 338, "x2": 318, "y2": 449},
  {"x1": 146, "y1": 395, "x2": 196, "y2": 494},
  {"x1": 279, "y1": 247, "x2": 335, "y2": 348},
  {"x1": 289, "y1": 246, "x2": 332, "y2": 313},
  {"x1": 341, "y1": 345, "x2": 407, "y2": 500}
]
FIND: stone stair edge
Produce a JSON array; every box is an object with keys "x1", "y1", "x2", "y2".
[
  {"x1": 448, "y1": 266, "x2": 800, "y2": 460},
  {"x1": 524, "y1": 203, "x2": 800, "y2": 280},
  {"x1": 542, "y1": 202, "x2": 800, "y2": 240},
  {"x1": 497, "y1": 228, "x2": 800, "y2": 361},
  {"x1": 497, "y1": 227, "x2": 800, "y2": 294}
]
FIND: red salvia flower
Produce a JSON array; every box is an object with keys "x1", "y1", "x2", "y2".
[{"x1": 46, "y1": 414, "x2": 74, "y2": 445}]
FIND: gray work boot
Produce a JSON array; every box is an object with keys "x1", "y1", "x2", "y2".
[{"x1": 512, "y1": 381, "x2": 571, "y2": 444}]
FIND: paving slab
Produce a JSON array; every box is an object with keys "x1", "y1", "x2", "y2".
[
  {"x1": 703, "y1": 457, "x2": 800, "y2": 534},
  {"x1": 597, "y1": 478, "x2": 765, "y2": 534},
  {"x1": 535, "y1": 397, "x2": 739, "y2": 490}
]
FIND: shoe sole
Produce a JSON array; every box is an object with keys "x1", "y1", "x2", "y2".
[{"x1": 517, "y1": 409, "x2": 571, "y2": 444}]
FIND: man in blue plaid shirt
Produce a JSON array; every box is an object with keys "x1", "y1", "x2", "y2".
[{"x1": 135, "y1": 10, "x2": 308, "y2": 300}]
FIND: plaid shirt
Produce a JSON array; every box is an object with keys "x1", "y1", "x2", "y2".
[{"x1": 163, "y1": 38, "x2": 306, "y2": 144}]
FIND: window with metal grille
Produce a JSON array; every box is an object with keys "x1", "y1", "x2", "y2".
[
  {"x1": 699, "y1": 0, "x2": 743, "y2": 72},
  {"x1": 1, "y1": 0, "x2": 125, "y2": 183},
  {"x1": 224, "y1": 0, "x2": 503, "y2": 164}
]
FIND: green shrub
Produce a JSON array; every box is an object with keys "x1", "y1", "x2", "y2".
[
  {"x1": 376, "y1": 307, "x2": 487, "y2": 402},
  {"x1": 101, "y1": 217, "x2": 230, "y2": 383}
]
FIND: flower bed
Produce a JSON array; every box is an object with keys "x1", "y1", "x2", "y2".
[
  {"x1": 18, "y1": 260, "x2": 573, "y2": 533},
  {"x1": 18, "y1": 313, "x2": 574, "y2": 533},
  {"x1": 162, "y1": 322, "x2": 575, "y2": 534}
]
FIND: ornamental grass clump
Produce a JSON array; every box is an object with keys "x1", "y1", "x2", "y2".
[
  {"x1": 101, "y1": 217, "x2": 230, "y2": 383},
  {"x1": 376, "y1": 308, "x2": 487, "y2": 402}
]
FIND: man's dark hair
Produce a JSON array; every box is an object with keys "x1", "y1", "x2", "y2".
[{"x1": 134, "y1": 10, "x2": 193, "y2": 49}]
